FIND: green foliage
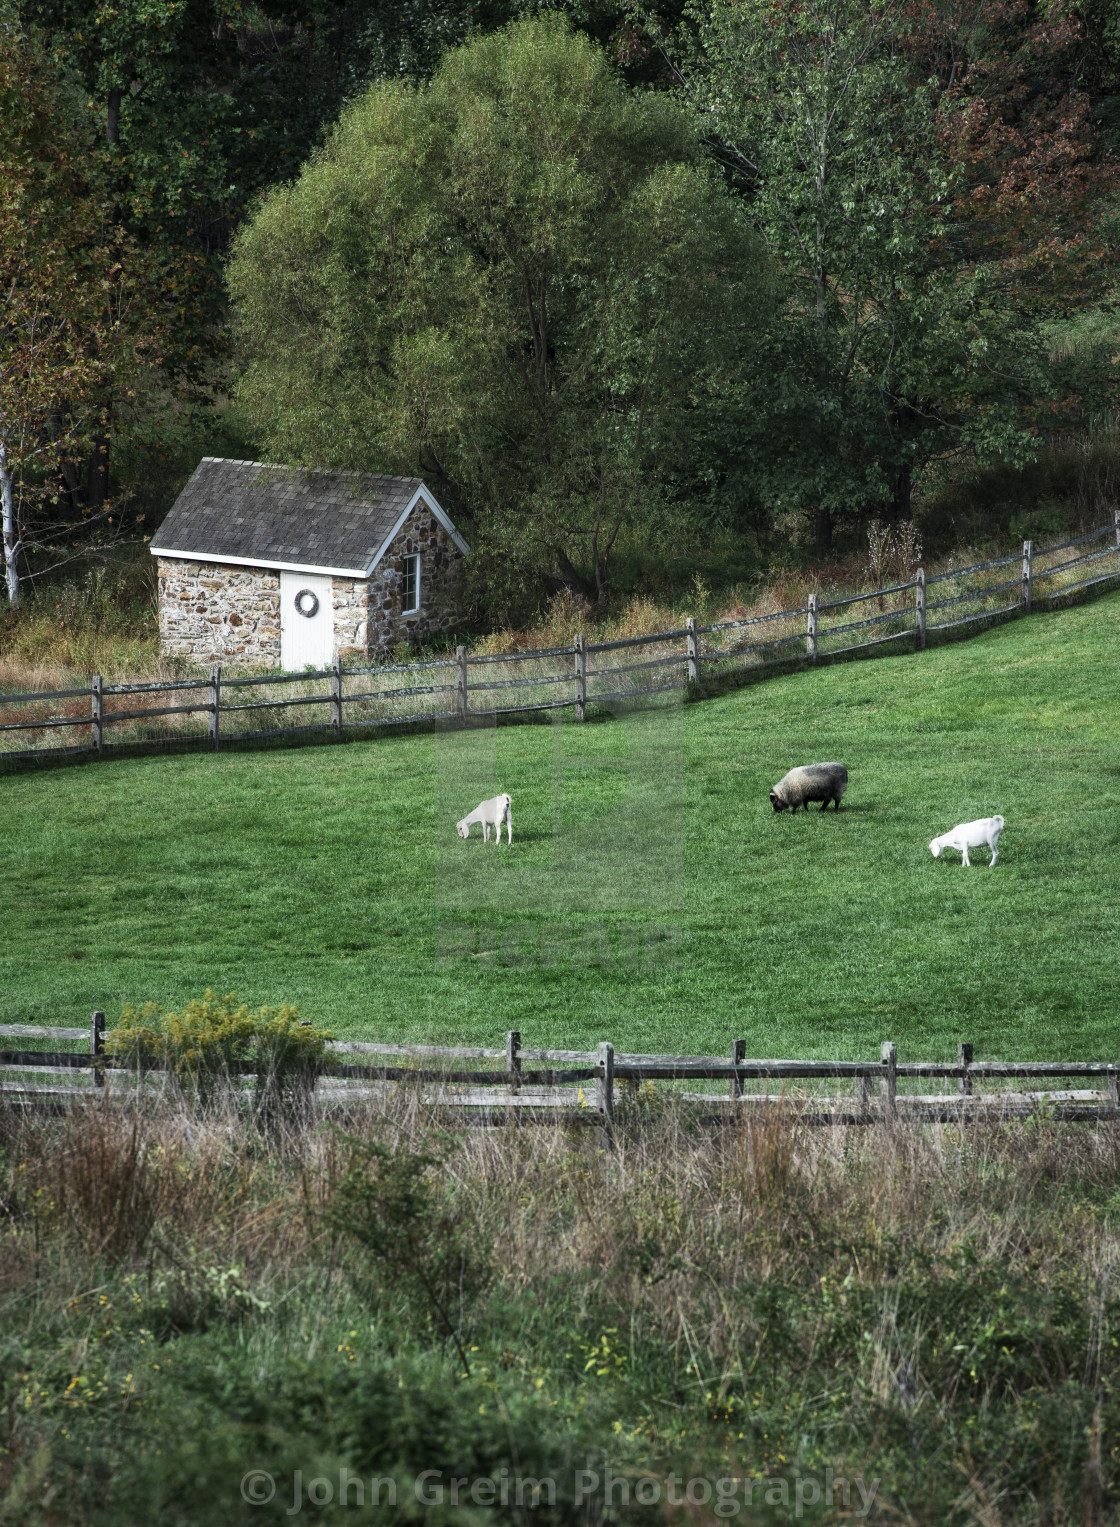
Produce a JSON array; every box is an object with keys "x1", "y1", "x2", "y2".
[
  {"x1": 0, "y1": 20, "x2": 169, "y2": 599},
  {"x1": 229, "y1": 15, "x2": 770, "y2": 617},
  {"x1": 107, "y1": 988, "x2": 331, "y2": 1112},
  {"x1": 917, "y1": 416, "x2": 1120, "y2": 545},
  {"x1": 672, "y1": 0, "x2": 1040, "y2": 548},
  {"x1": 325, "y1": 1134, "x2": 492, "y2": 1373},
  {"x1": 121, "y1": 1260, "x2": 271, "y2": 1336}
]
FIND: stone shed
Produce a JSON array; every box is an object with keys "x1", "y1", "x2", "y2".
[{"x1": 150, "y1": 458, "x2": 470, "y2": 667}]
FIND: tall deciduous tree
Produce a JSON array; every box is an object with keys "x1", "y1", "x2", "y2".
[
  {"x1": 672, "y1": 0, "x2": 1045, "y2": 549},
  {"x1": 229, "y1": 16, "x2": 769, "y2": 614},
  {"x1": 0, "y1": 22, "x2": 158, "y2": 603}
]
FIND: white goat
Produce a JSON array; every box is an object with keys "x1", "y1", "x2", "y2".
[
  {"x1": 929, "y1": 815, "x2": 1004, "y2": 868},
  {"x1": 456, "y1": 793, "x2": 513, "y2": 845}
]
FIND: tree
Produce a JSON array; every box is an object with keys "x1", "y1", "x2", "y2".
[
  {"x1": 670, "y1": 0, "x2": 1053, "y2": 549},
  {"x1": 0, "y1": 21, "x2": 158, "y2": 603},
  {"x1": 229, "y1": 15, "x2": 769, "y2": 614}
]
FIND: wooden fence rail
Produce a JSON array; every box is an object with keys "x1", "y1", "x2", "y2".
[
  {"x1": 2, "y1": 516, "x2": 1119, "y2": 767},
  {"x1": 4, "y1": 1022, "x2": 1119, "y2": 1136}
]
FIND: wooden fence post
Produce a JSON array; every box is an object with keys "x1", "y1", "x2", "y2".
[
  {"x1": 456, "y1": 645, "x2": 468, "y2": 723},
  {"x1": 574, "y1": 633, "x2": 586, "y2": 722},
  {"x1": 1021, "y1": 540, "x2": 1033, "y2": 612},
  {"x1": 331, "y1": 657, "x2": 343, "y2": 736},
  {"x1": 806, "y1": 593, "x2": 818, "y2": 661},
  {"x1": 686, "y1": 616, "x2": 700, "y2": 687},
  {"x1": 208, "y1": 664, "x2": 222, "y2": 750},
  {"x1": 731, "y1": 1037, "x2": 745, "y2": 1102},
  {"x1": 90, "y1": 1009, "x2": 105, "y2": 1089},
  {"x1": 596, "y1": 1041, "x2": 614, "y2": 1148},
  {"x1": 915, "y1": 568, "x2": 926, "y2": 652},
  {"x1": 1114, "y1": 510, "x2": 1120, "y2": 573},
  {"x1": 958, "y1": 1041, "x2": 973, "y2": 1097},
  {"x1": 91, "y1": 675, "x2": 103, "y2": 757},
  {"x1": 880, "y1": 1040, "x2": 897, "y2": 1114},
  {"x1": 1109, "y1": 1066, "x2": 1119, "y2": 1109},
  {"x1": 857, "y1": 1073, "x2": 873, "y2": 1110},
  {"x1": 506, "y1": 1029, "x2": 521, "y2": 1094}
]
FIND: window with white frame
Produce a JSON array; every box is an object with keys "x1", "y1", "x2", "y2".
[{"x1": 401, "y1": 554, "x2": 420, "y2": 613}]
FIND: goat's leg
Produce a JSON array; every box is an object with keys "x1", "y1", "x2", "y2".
[
  {"x1": 961, "y1": 846, "x2": 970, "y2": 867},
  {"x1": 506, "y1": 807, "x2": 513, "y2": 844},
  {"x1": 989, "y1": 842, "x2": 999, "y2": 867}
]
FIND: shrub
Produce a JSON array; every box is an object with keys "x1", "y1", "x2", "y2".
[
  {"x1": 324, "y1": 1134, "x2": 493, "y2": 1375},
  {"x1": 106, "y1": 989, "x2": 332, "y2": 1117},
  {"x1": 125, "y1": 1260, "x2": 271, "y2": 1336}
]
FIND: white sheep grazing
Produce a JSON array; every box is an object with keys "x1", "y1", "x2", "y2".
[
  {"x1": 456, "y1": 793, "x2": 513, "y2": 845},
  {"x1": 929, "y1": 815, "x2": 1004, "y2": 868}
]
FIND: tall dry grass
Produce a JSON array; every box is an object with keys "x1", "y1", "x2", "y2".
[
  {"x1": 5, "y1": 1088, "x2": 1117, "y2": 1355},
  {"x1": 0, "y1": 556, "x2": 163, "y2": 693}
]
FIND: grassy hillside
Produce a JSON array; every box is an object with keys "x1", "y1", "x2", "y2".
[{"x1": 4, "y1": 594, "x2": 1120, "y2": 1058}]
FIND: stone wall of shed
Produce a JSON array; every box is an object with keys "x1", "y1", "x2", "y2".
[
  {"x1": 367, "y1": 503, "x2": 466, "y2": 654},
  {"x1": 157, "y1": 558, "x2": 280, "y2": 666},
  {"x1": 333, "y1": 578, "x2": 368, "y2": 662}
]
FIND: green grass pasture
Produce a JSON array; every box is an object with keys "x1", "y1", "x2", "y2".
[{"x1": 4, "y1": 596, "x2": 1119, "y2": 1058}]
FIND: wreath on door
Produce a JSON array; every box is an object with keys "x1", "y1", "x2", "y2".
[{"x1": 294, "y1": 588, "x2": 320, "y2": 619}]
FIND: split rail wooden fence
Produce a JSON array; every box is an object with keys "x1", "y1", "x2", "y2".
[
  {"x1": 3, "y1": 518, "x2": 1120, "y2": 766},
  {"x1": 4, "y1": 1020, "x2": 1119, "y2": 1135}
]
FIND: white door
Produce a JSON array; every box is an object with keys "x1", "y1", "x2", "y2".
[{"x1": 280, "y1": 571, "x2": 335, "y2": 670}]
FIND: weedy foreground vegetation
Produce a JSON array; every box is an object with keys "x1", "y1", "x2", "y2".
[{"x1": 1, "y1": 1092, "x2": 1119, "y2": 1524}]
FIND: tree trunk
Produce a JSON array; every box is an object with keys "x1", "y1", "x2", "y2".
[
  {"x1": 57, "y1": 457, "x2": 83, "y2": 512},
  {"x1": 814, "y1": 505, "x2": 832, "y2": 552},
  {"x1": 47, "y1": 411, "x2": 84, "y2": 513},
  {"x1": 892, "y1": 465, "x2": 912, "y2": 523},
  {"x1": 1, "y1": 439, "x2": 21, "y2": 607},
  {"x1": 86, "y1": 427, "x2": 110, "y2": 512},
  {"x1": 549, "y1": 547, "x2": 589, "y2": 602},
  {"x1": 107, "y1": 88, "x2": 122, "y2": 145}
]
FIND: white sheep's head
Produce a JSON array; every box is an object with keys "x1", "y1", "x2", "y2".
[
  {"x1": 929, "y1": 838, "x2": 942, "y2": 858},
  {"x1": 456, "y1": 819, "x2": 470, "y2": 839}
]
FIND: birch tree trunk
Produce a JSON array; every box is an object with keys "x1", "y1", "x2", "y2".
[{"x1": 1, "y1": 438, "x2": 21, "y2": 607}]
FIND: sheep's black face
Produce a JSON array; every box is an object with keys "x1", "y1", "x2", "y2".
[{"x1": 769, "y1": 791, "x2": 786, "y2": 812}]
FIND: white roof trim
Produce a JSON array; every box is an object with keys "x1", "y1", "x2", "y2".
[
  {"x1": 151, "y1": 547, "x2": 370, "y2": 578},
  {"x1": 368, "y1": 484, "x2": 471, "y2": 569}
]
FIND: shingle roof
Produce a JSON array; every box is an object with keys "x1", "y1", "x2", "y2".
[{"x1": 150, "y1": 459, "x2": 467, "y2": 574}]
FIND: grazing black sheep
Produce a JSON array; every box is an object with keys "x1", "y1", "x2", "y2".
[{"x1": 769, "y1": 762, "x2": 848, "y2": 813}]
